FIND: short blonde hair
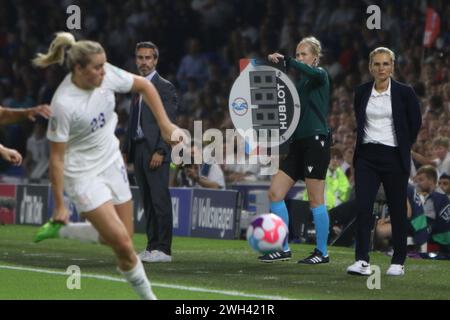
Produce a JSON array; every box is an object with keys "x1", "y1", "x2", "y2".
[
  {"x1": 369, "y1": 47, "x2": 395, "y2": 66},
  {"x1": 298, "y1": 36, "x2": 322, "y2": 65},
  {"x1": 33, "y1": 32, "x2": 104, "y2": 71}
]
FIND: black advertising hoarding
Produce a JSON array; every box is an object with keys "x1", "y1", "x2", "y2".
[
  {"x1": 131, "y1": 186, "x2": 146, "y2": 234},
  {"x1": 132, "y1": 186, "x2": 193, "y2": 237},
  {"x1": 15, "y1": 184, "x2": 49, "y2": 226}
]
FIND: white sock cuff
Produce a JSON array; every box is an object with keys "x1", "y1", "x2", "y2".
[
  {"x1": 118, "y1": 256, "x2": 157, "y2": 300},
  {"x1": 117, "y1": 255, "x2": 142, "y2": 276}
]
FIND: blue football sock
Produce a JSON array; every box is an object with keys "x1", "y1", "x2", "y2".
[
  {"x1": 312, "y1": 205, "x2": 329, "y2": 256},
  {"x1": 270, "y1": 201, "x2": 290, "y2": 252}
]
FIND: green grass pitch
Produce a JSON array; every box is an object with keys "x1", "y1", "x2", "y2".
[{"x1": 0, "y1": 225, "x2": 449, "y2": 300}]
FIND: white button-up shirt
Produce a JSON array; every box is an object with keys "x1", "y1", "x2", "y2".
[
  {"x1": 136, "y1": 70, "x2": 157, "y2": 135},
  {"x1": 363, "y1": 78, "x2": 398, "y2": 147},
  {"x1": 138, "y1": 70, "x2": 157, "y2": 105}
]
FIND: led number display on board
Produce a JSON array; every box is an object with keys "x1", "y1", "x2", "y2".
[{"x1": 229, "y1": 59, "x2": 301, "y2": 149}]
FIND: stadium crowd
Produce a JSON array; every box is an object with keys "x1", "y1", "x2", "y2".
[{"x1": 0, "y1": 0, "x2": 449, "y2": 251}]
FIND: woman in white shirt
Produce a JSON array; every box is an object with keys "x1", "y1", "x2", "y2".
[
  {"x1": 347, "y1": 47, "x2": 421, "y2": 277},
  {"x1": 32, "y1": 32, "x2": 182, "y2": 300}
]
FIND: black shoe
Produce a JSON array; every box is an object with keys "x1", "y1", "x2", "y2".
[
  {"x1": 258, "y1": 250, "x2": 292, "y2": 263},
  {"x1": 297, "y1": 248, "x2": 330, "y2": 264}
]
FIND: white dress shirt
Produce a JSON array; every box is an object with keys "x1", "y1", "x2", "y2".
[
  {"x1": 363, "y1": 78, "x2": 398, "y2": 147},
  {"x1": 136, "y1": 70, "x2": 157, "y2": 136}
]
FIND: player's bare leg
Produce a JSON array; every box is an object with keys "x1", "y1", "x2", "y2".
[
  {"x1": 83, "y1": 201, "x2": 156, "y2": 300},
  {"x1": 115, "y1": 200, "x2": 134, "y2": 238}
]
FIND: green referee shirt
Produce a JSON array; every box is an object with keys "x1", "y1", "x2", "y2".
[{"x1": 286, "y1": 57, "x2": 330, "y2": 139}]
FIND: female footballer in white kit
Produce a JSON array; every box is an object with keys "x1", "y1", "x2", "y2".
[{"x1": 32, "y1": 32, "x2": 182, "y2": 300}]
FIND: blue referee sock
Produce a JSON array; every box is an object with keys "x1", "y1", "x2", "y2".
[
  {"x1": 270, "y1": 201, "x2": 290, "y2": 252},
  {"x1": 312, "y1": 204, "x2": 329, "y2": 257}
]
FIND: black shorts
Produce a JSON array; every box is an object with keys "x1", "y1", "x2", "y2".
[{"x1": 279, "y1": 134, "x2": 331, "y2": 181}]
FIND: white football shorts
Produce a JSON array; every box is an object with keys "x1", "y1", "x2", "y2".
[{"x1": 64, "y1": 155, "x2": 132, "y2": 213}]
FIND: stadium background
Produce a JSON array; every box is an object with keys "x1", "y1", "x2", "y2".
[
  {"x1": 0, "y1": 0, "x2": 448, "y2": 177},
  {"x1": 0, "y1": 0, "x2": 449, "y2": 301}
]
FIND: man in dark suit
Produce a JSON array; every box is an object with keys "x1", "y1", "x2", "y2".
[
  {"x1": 347, "y1": 47, "x2": 421, "y2": 276},
  {"x1": 123, "y1": 42, "x2": 178, "y2": 263}
]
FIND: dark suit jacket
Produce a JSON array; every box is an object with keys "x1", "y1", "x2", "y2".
[
  {"x1": 353, "y1": 78, "x2": 422, "y2": 173},
  {"x1": 123, "y1": 72, "x2": 178, "y2": 163}
]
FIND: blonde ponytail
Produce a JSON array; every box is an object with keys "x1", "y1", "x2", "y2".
[
  {"x1": 33, "y1": 32, "x2": 76, "y2": 68},
  {"x1": 33, "y1": 32, "x2": 104, "y2": 71}
]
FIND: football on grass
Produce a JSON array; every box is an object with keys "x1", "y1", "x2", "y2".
[{"x1": 246, "y1": 213, "x2": 288, "y2": 254}]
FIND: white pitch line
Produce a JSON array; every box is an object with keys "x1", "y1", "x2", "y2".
[{"x1": 0, "y1": 265, "x2": 291, "y2": 300}]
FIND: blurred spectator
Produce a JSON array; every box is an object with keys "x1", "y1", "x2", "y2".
[
  {"x1": 37, "y1": 67, "x2": 64, "y2": 104},
  {"x1": 2, "y1": 84, "x2": 34, "y2": 109},
  {"x1": 176, "y1": 38, "x2": 209, "y2": 92},
  {"x1": 115, "y1": 108, "x2": 129, "y2": 153},
  {"x1": 416, "y1": 164, "x2": 447, "y2": 214},
  {"x1": 327, "y1": 0, "x2": 356, "y2": 30},
  {"x1": 191, "y1": 0, "x2": 233, "y2": 41},
  {"x1": 23, "y1": 120, "x2": 49, "y2": 180},
  {"x1": 180, "y1": 77, "x2": 200, "y2": 114},
  {"x1": 222, "y1": 136, "x2": 261, "y2": 184},
  {"x1": 374, "y1": 186, "x2": 414, "y2": 253},
  {"x1": 412, "y1": 136, "x2": 450, "y2": 176},
  {"x1": 0, "y1": 0, "x2": 448, "y2": 202},
  {"x1": 412, "y1": 165, "x2": 450, "y2": 252},
  {"x1": 170, "y1": 143, "x2": 225, "y2": 189},
  {"x1": 426, "y1": 95, "x2": 449, "y2": 118},
  {"x1": 170, "y1": 162, "x2": 225, "y2": 189},
  {"x1": 341, "y1": 148, "x2": 353, "y2": 175},
  {"x1": 438, "y1": 173, "x2": 450, "y2": 199},
  {"x1": 303, "y1": 146, "x2": 351, "y2": 210}
]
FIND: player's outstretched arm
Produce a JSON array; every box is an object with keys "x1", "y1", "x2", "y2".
[
  {"x1": 0, "y1": 144, "x2": 22, "y2": 165},
  {"x1": 268, "y1": 52, "x2": 326, "y2": 83},
  {"x1": 131, "y1": 76, "x2": 186, "y2": 147},
  {"x1": 0, "y1": 104, "x2": 51, "y2": 125},
  {"x1": 49, "y1": 141, "x2": 69, "y2": 224}
]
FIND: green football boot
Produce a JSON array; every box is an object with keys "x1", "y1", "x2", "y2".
[{"x1": 33, "y1": 220, "x2": 64, "y2": 243}]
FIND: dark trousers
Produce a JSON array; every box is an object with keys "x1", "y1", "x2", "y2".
[
  {"x1": 133, "y1": 141, "x2": 173, "y2": 255},
  {"x1": 354, "y1": 143, "x2": 409, "y2": 265}
]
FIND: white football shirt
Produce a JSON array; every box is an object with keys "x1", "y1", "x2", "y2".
[{"x1": 47, "y1": 63, "x2": 134, "y2": 179}]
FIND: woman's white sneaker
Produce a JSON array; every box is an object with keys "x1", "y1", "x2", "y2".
[
  {"x1": 386, "y1": 264, "x2": 405, "y2": 276},
  {"x1": 346, "y1": 260, "x2": 372, "y2": 276}
]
